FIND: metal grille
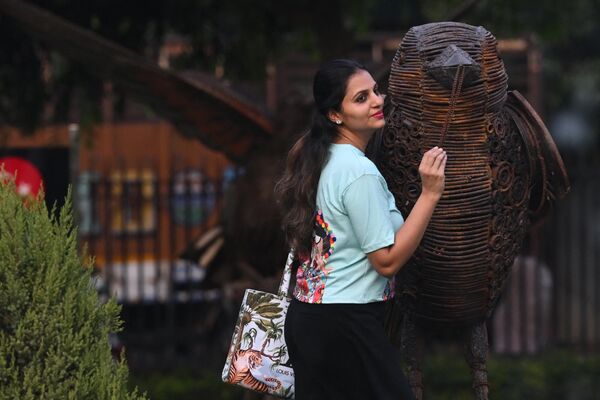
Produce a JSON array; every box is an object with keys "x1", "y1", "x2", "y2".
[{"x1": 77, "y1": 166, "x2": 236, "y2": 369}]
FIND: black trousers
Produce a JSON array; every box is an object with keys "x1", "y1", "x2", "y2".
[{"x1": 285, "y1": 298, "x2": 415, "y2": 400}]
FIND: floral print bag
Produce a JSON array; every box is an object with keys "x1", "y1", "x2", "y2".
[{"x1": 222, "y1": 251, "x2": 295, "y2": 399}]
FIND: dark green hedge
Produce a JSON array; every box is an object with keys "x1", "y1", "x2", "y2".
[
  {"x1": 131, "y1": 370, "x2": 243, "y2": 400},
  {"x1": 132, "y1": 349, "x2": 600, "y2": 400},
  {"x1": 422, "y1": 348, "x2": 600, "y2": 400}
]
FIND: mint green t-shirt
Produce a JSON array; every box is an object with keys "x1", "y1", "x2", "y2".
[{"x1": 293, "y1": 143, "x2": 405, "y2": 304}]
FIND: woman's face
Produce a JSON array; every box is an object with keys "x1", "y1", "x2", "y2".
[{"x1": 331, "y1": 69, "x2": 385, "y2": 135}]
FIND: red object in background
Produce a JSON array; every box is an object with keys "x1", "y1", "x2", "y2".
[{"x1": 0, "y1": 156, "x2": 44, "y2": 197}]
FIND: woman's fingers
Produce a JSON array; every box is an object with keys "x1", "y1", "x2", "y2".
[
  {"x1": 421, "y1": 147, "x2": 445, "y2": 172},
  {"x1": 431, "y1": 150, "x2": 446, "y2": 171},
  {"x1": 440, "y1": 153, "x2": 447, "y2": 171},
  {"x1": 422, "y1": 147, "x2": 440, "y2": 167}
]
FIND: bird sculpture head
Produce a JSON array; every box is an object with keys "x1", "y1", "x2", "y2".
[{"x1": 388, "y1": 22, "x2": 508, "y2": 150}]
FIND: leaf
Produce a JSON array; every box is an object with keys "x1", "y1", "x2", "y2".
[
  {"x1": 270, "y1": 361, "x2": 281, "y2": 373},
  {"x1": 255, "y1": 319, "x2": 269, "y2": 332},
  {"x1": 253, "y1": 302, "x2": 281, "y2": 313},
  {"x1": 257, "y1": 311, "x2": 282, "y2": 319},
  {"x1": 246, "y1": 292, "x2": 269, "y2": 308}
]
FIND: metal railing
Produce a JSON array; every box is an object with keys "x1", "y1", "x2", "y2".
[{"x1": 78, "y1": 167, "x2": 236, "y2": 369}]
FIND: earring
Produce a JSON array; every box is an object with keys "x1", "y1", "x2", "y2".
[{"x1": 335, "y1": 120, "x2": 342, "y2": 125}]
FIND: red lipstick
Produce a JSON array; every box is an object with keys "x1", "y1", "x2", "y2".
[{"x1": 371, "y1": 111, "x2": 384, "y2": 119}]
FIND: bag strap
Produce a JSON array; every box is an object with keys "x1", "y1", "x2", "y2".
[{"x1": 277, "y1": 249, "x2": 295, "y2": 297}]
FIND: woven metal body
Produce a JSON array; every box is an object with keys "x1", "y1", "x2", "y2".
[{"x1": 379, "y1": 22, "x2": 567, "y2": 325}]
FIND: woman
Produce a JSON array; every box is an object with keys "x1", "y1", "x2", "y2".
[{"x1": 275, "y1": 59, "x2": 446, "y2": 400}]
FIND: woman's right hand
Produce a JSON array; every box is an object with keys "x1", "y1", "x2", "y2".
[{"x1": 418, "y1": 146, "x2": 447, "y2": 201}]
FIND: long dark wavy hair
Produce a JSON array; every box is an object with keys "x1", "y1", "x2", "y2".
[{"x1": 275, "y1": 59, "x2": 366, "y2": 257}]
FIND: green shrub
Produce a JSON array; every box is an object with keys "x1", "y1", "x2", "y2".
[
  {"x1": 0, "y1": 181, "x2": 146, "y2": 400},
  {"x1": 127, "y1": 348, "x2": 600, "y2": 399},
  {"x1": 131, "y1": 370, "x2": 243, "y2": 400},
  {"x1": 422, "y1": 347, "x2": 600, "y2": 400}
]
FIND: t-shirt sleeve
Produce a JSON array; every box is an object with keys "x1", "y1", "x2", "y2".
[{"x1": 342, "y1": 174, "x2": 396, "y2": 253}]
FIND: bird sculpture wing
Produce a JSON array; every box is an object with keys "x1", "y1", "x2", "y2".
[{"x1": 504, "y1": 90, "x2": 570, "y2": 220}]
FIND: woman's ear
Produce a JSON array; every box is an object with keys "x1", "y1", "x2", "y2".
[{"x1": 328, "y1": 111, "x2": 342, "y2": 125}]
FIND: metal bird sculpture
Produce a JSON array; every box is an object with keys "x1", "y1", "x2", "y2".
[{"x1": 377, "y1": 22, "x2": 569, "y2": 400}]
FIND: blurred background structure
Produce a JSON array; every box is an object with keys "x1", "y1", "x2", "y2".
[{"x1": 1, "y1": 0, "x2": 599, "y2": 398}]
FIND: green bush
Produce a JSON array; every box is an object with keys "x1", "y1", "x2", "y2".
[
  {"x1": 129, "y1": 349, "x2": 599, "y2": 400},
  {"x1": 0, "y1": 181, "x2": 146, "y2": 400},
  {"x1": 131, "y1": 370, "x2": 243, "y2": 400},
  {"x1": 422, "y1": 347, "x2": 600, "y2": 400}
]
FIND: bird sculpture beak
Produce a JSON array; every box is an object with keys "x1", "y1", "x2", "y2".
[{"x1": 427, "y1": 44, "x2": 482, "y2": 89}]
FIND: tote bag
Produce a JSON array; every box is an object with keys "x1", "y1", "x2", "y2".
[{"x1": 221, "y1": 251, "x2": 296, "y2": 399}]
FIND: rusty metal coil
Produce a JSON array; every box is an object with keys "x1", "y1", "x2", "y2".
[
  {"x1": 491, "y1": 214, "x2": 509, "y2": 233},
  {"x1": 385, "y1": 152, "x2": 406, "y2": 171},
  {"x1": 439, "y1": 195, "x2": 490, "y2": 209},
  {"x1": 403, "y1": 182, "x2": 421, "y2": 201},
  {"x1": 389, "y1": 108, "x2": 404, "y2": 124},
  {"x1": 423, "y1": 228, "x2": 488, "y2": 244},
  {"x1": 488, "y1": 136, "x2": 502, "y2": 153},
  {"x1": 405, "y1": 124, "x2": 421, "y2": 139},
  {"x1": 403, "y1": 135, "x2": 421, "y2": 153},
  {"x1": 438, "y1": 184, "x2": 490, "y2": 199},
  {"x1": 509, "y1": 177, "x2": 527, "y2": 206},
  {"x1": 489, "y1": 234, "x2": 504, "y2": 251},
  {"x1": 494, "y1": 114, "x2": 509, "y2": 138},
  {"x1": 389, "y1": 168, "x2": 407, "y2": 186},
  {"x1": 382, "y1": 130, "x2": 397, "y2": 148},
  {"x1": 490, "y1": 254, "x2": 505, "y2": 272},
  {"x1": 492, "y1": 162, "x2": 514, "y2": 191},
  {"x1": 486, "y1": 118, "x2": 496, "y2": 134}
]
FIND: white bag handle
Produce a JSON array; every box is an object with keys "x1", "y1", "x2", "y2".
[{"x1": 277, "y1": 250, "x2": 295, "y2": 297}]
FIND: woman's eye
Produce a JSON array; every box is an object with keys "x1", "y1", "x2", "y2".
[{"x1": 356, "y1": 94, "x2": 366, "y2": 103}]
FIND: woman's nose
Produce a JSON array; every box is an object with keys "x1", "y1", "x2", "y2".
[{"x1": 372, "y1": 92, "x2": 384, "y2": 106}]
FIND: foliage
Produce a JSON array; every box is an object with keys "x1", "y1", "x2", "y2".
[
  {"x1": 131, "y1": 369, "x2": 243, "y2": 400},
  {"x1": 131, "y1": 349, "x2": 600, "y2": 400},
  {"x1": 421, "y1": 347, "x2": 600, "y2": 400},
  {"x1": 0, "y1": 180, "x2": 146, "y2": 400}
]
